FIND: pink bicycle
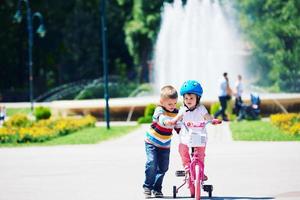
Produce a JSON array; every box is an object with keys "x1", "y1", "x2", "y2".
[{"x1": 173, "y1": 119, "x2": 221, "y2": 200}]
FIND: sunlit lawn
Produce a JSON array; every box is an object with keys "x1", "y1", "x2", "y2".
[
  {"x1": 230, "y1": 120, "x2": 300, "y2": 141},
  {"x1": 6, "y1": 107, "x2": 31, "y2": 116}
]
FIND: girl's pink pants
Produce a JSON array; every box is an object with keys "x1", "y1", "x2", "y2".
[{"x1": 178, "y1": 143, "x2": 206, "y2": 169}]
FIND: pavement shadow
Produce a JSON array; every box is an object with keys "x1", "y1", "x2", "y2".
[
  {"x1": 153, "y1": 196, "x2": 274, "y2": 199},
  {"x1": 207, "y1": 197, "x2": 274, "y2": 200}
]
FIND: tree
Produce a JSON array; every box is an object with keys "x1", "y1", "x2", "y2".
[
  {"x1": 123, "y1": 0, "x2": 163, "y2": 82},
  {"x1": 0, "y1": 0, "x2": 135, "y2": 101},
  {"x1": 235, "y1": 0, "x2": 300, "y2": 92}
]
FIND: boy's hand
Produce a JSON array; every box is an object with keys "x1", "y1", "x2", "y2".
[
  {"x1": 212, "y1": 118, "x2": 222, "y2": 125},
  {"x1": 164, "y1": 119, "x2": 176, "y2": 126}
]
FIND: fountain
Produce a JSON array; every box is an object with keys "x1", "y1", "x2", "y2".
[{"x1": 153, "y1": 0, "x2": 249, "y2": 100}]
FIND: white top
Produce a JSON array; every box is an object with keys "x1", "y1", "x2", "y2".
[
  {"x1": 235, "y1": 81, "x2": 243, "y2": 97},
  {"x1": 178, "y1": 105, "x2": 209, "y2": 147},
  {"x1": 218, "y1": 78, "x2": 228, "y2": 97}
]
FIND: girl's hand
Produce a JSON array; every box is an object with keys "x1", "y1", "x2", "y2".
[{"x1": 212, "y1": 118, "x2": 222, "y2": 125}]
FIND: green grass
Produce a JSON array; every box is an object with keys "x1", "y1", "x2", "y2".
[
  {"x1": 6, "y1": 108, "x2": 31, "y2": 116},
  {"x1": 230, "y1": 120, "x2": 300, "y2": 141},
  {"x1": 0, "y1": 125, "x2": 139, "y2": 148}
]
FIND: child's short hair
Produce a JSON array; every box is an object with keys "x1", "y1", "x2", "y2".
[{"x1": 160, "y1": 85, "x2": 178, "y2": 99}]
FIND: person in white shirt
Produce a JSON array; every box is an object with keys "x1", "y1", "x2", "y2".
[
  {"x1": 234, "y1": 74, "x2": 243, "y2": 116},
  {"x1": 214, "y1": 72, "x2": 231, "y2": 121}
]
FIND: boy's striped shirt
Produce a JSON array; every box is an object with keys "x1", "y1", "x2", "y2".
[{"x1": 145, "y1": 106, "x2": 180, "y2": 148}]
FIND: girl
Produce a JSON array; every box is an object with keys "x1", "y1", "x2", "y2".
[{"x1": 171, "y1": 80, "x2": 219, "y2": 181}]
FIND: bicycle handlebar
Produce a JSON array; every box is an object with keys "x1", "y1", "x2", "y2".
[{"x1": 179, "y1": 119, "x2": 222, "y2": 132}]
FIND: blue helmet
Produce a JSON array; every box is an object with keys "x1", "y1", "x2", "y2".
[{"x1": 180, "y1": 80, "x2": 203, "y2": 96}]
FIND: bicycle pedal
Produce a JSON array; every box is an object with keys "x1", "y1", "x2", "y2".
[
  {"x1": 175, "y1": 170, "x2": 186, "y2": 177},
  {"x1": 203, "y1": 184, "x2": 213, "y2": 192}
]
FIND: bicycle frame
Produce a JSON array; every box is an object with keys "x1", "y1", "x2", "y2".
[
  {"x1": 190, "y1": 150, "x2": 205, "y2": 200},
  {"x1": 174, "y1": 147, "x2": 204, "y2": 200},
  {"x1": 173, "y1": 119, "x2": 220, "y2": 199}
]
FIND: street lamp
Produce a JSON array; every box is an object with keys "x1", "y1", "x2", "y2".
[
  {"x1": 13, "y1": 0, "x2": 46, "y2": 113},
  {"x1": 100, "y1": 0, "x2": 110, "y2": 129}
]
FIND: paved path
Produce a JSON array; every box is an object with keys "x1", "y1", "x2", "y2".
[{"x1": 0, "y1": 123, "x2": 300, "y2": 200}]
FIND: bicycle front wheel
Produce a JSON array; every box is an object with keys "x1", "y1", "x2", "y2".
[
  {"x1": 188, "y1": 173, "x2": 195, "y2": 197},
  {"x1": 194, "y1": 165, "x2": 201, "y2": 200}
]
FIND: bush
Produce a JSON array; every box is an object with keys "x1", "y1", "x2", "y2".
[
  {"x1": 75, "y1": 81, "x2": 138, "y2": 99},
  {"x1": 144, "y1": 104, "x2": 156, "y2": 117},
  {"x1": 129, "y1": 83, "x2": 153, "y2": 97},
  {"x1": 4, "y1": 113, "x2": 31, "y2": 127},
  {"x1": 138, "y1": 103, "x2": 156, "y2": 124},
  {"x1": 34, "y1": 106, "x2": 51, "y2": 120},
  {"x1": 137, "y1": 116, "x2": 152, "y2": 124},
  {"x1": 210, "y1": 102, "x2": 220, "y2": 116}
]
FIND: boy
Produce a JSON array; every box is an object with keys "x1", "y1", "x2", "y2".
[{"x1": 143, "y1": 85, "x2": 180, "y2": 198}]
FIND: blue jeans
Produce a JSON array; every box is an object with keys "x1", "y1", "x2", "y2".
[
  {"x1": 143, "y1": 142, "x2": 170, "y2": 192},
  {"x1": 234, "y1": 96, "x2": 243, "y2": 115},
  {"x1": 214, "y1": 96, "x2": 229, "y2": 120}
]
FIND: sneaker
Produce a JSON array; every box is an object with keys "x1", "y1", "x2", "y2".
[
  {"x1": 143, "y1": 187, "x2": 151, "y2": 198},
  {"x1": 223, "y1": 118, "x2": 229, "y2": 122},
  {"x1": 153, "y1": 190, "x2": 164, "y2": 198}
]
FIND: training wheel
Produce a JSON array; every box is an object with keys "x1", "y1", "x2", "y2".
[
  {"x1": 173, "y1": 186, "x2": 177, "y2": 198},
  {"x1": 203, "y1": 184, "x2": 213, "y2": 197}
]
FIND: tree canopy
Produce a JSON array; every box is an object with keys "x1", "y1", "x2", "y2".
[
  {"x1": 0, "y1": 0, "x2": 299, "y2": 102},
  {"x1": 235, "y1": 0, "x2": 300, "y2": 92}
]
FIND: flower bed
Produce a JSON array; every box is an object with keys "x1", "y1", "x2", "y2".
[
  {"x1": 270, "y1": 113, "x2": 300, "y2": 136},
  {"x1": 0, "y1": 114, "x2": 96, "y2": 143}
]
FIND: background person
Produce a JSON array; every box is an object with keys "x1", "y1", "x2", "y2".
[
  {"x1": 234, "y1": 74, "x2": 243, "y2": 116},
  {"x1": 214, "y1": 72, "x2": 231, "y2": 121}
]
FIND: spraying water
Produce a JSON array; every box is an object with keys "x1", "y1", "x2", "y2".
[{"x1": 153, "y1": 0, "x2": 249, "y2": 100}]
